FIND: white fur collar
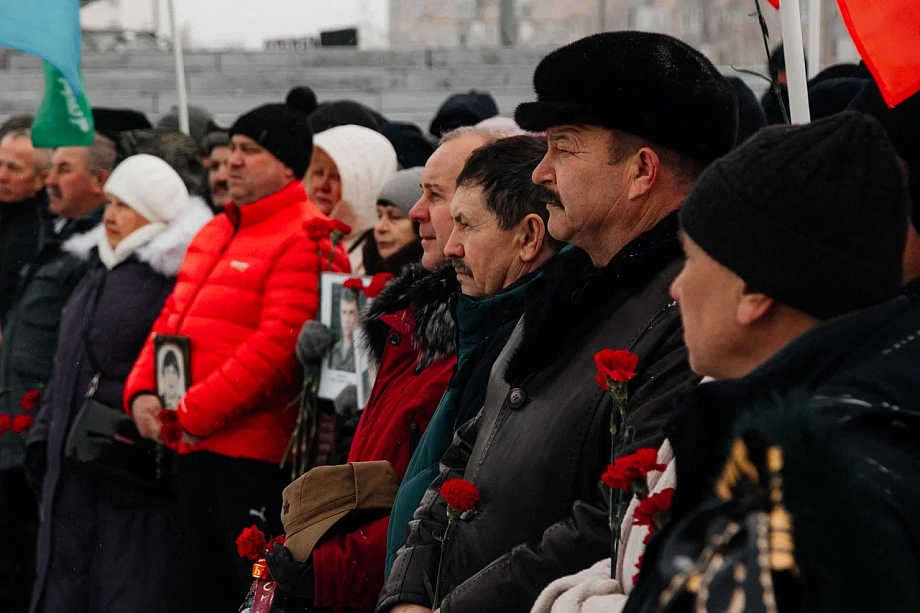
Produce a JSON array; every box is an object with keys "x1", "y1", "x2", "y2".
[
  {"x1": 60, "y1": 197, "x2": 213, "y2": 276},
  {"x1": 61, "y1": 223, "x2": 105, "y2": 261},
  {"x1": 135, "y1": 197, "x2": 213, "y2": 276}
]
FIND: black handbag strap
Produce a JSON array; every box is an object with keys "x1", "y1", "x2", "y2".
[{"x1": 81, "y1": 273, "x2": 115, "y2": 393}]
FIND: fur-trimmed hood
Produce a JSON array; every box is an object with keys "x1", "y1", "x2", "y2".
[
  {"x1": 61, "y1": 196, "x2": 213, "y2": 276},
  {"x1": 361, "y1": 263, "x2": 459, "y2": 368}
]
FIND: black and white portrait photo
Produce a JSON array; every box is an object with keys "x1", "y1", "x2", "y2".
[
  {"x1": 154, "y1": 334, "x2": 191, "y2": 409},
  {"x1": 318, "y1": 273, "x2": 375, "y2": 408}
]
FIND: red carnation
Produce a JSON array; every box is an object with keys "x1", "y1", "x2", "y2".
[
  {"x1": 0, "y1": 414, "x2": 11, "y2": 435},
  {"x1": 19, "y1": 390, "x2": 41, "y2": 412},
  {"x1": 439, "y1": 478, "x2": 481, "y2": 514},
  {"x1": 304, "y1": 218, "x2": 332, "y2": 242},
  {"x1": 601, "y1": 448, "x2": 667, "y2": 493},
  {"x1": 158, "y1": 409, "x2": 184, "y2": 450},
  {"x1": 633, "y1": 488, "x2": 674, "y2": 530},
  {"x1": 329, "y1": 219, "x2": 352, "y2": 236},
  {"x1": 364, "y1": 273, "x2": 394, "y2": 299},
  {"x1": 236, "y1": 525, "x2": 268, "y2": 561},
  {"x1": 594, "y1": 349, "x2": 639, "y2": 389},
  {"x1": 11, "y1": 414, "x2": 33, "y2": 434},
  {"x1": 343, "y1": 277, "x2": 365, "y2": 292}
]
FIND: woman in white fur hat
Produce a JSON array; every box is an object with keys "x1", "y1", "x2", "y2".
[
  {"x1": 29, "y1": 154, "x2": 212, "y2": 613},
  {"x1": 306, "y1": 124, "x2": 398, "y2": 274}
]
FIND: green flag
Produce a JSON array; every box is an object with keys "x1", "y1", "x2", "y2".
[{"x1": 31, "y1": 61, "x2": 94, "y2": 148}]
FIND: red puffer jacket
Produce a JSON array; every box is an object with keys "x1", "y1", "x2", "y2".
[
  {"x1": 311, "y1": 265, "x2": 458, "y2": 612},
  {"x1": 124, "y1": 181, "x2": 349, "y2": 462}
]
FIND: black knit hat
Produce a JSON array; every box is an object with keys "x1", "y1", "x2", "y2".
[
  {"x1": 514, "y1": 31, "x2": 738, "y2": 165},
  {"x1": 680, "y1": 112, "x2": 907, "y2": 320},
  {"x1": 229, "y1": 100, "x2": 313, "y2": 177}
]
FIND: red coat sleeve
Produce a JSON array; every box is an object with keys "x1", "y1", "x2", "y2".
[
  {"x1": 312, "y1": 514, "x2": 391, "y2": 611},
  {"x1": 177, "y1": 234, "x2": 323, "y2": 437}
]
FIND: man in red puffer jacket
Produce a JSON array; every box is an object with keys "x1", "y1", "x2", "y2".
[{"x1": 124, "y1": 100, "x2": 348, "y2": 613}]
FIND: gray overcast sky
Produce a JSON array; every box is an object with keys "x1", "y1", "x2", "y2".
[{"x1": 115, "y1": 0, "x2": 388, "y2": 49}]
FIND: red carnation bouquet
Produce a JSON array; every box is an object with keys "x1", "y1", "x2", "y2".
[
  {"x1": 236, "y1": 525, "x2": 287, "y2": 613},
  {"x1": 428, "y1": 478, "x2": 481, "y2": 608},
  {"x1": 595, "y1": 348, "x2": 638, "y2": 577},
  {"x1": 595, "y1": 348, "x2": 674, "y2": 584},
  {"x1": 282, "y1": 218, "x2": 352, "y2": 480}
]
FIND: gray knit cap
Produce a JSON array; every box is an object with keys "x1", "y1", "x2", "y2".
[{"x1": 377, "y1": 166, "x2": 424, "y2": 216}]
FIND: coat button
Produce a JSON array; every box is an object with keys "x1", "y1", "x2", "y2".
[
  {"x1": 389, "y1": 333, "x2": 401, "y2": 345},
  {"x1": 507, "y1": 388, "x2": 526, "y2": 409}
]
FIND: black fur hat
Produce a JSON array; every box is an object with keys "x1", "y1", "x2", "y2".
[{"x1": 515, "y1": 31, "x2": 738, "y2": 165}]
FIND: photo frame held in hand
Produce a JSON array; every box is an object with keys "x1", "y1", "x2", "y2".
[
  {"x1": 154, "y1": 334, "x2": 191, "y2": 410},
  {"x1": 318, "y1": 273, "x2": 375, "y2": 410}
]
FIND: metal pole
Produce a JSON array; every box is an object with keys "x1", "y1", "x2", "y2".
[
  {"x1": 807, "y1": 0, "x2": 821, "y2": 78},
  {"x1": 166, "y1": 0, "x2": 190, "y2": 135},
  {"x1": 779, "y1": 0, "x2": 811, "y2": 123},
  {"x1": 499, "y1": 0, "x2": 516, "y2": 47},
  {"x1": 598, "y1": 0, "x2": 607, "y2": 33}
]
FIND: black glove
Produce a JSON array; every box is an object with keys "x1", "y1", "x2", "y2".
[
  {"x1": 24, "y1": 441, "x2": 47, "y2": 497},
  {"x1": 265, "y1": 542, "x2": 315, "y2": 601}
]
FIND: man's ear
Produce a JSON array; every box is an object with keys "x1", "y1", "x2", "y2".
[
  {"x1": 518, "y1": 213, "x2": 547, "y2": 264},
  {"x1": 92, "y1": 168, "x2": 110, "y2": 193},
  {"x1": 627, "y1": 147, "x2": 660, "y2": 200},
  {"x1": 736, "y1": 285, "x2": 774, "y2": 326}
]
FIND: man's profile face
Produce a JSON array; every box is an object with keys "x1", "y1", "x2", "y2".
[
  {"x1": 208, "y1": 145, "x2": 232, "y2": 208},
  {"x1": 532, "y1": 125, "x2": 627, "y2": 254},
  {"x1": 227, "y1": 134, "x2": 292, "y2": 205}
]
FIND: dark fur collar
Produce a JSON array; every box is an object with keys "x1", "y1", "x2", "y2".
[
  {"x1": 505, "y1": 213, "x2": 683, "y2": 383},
  {"x1": 361, "y1": 263, "x2": 459, "y2": 368}
]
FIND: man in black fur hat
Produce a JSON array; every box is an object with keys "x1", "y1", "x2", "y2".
[{"x1": 380, "y1": 31, "x2": 737, "y2": 613}]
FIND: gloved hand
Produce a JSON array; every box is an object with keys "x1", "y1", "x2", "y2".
[
  {"x1": 333, "y1": 385, "x2": 358, "y2": 419},
  {"x1": 24, "y1": 441, "x2": 47, "y2": 496},
  {"x1": 297, "y1": 320, "x2": 335, "y2": 365},
  {"x1": 265, "y1": 542, "x2": 315, "y2": 601}
]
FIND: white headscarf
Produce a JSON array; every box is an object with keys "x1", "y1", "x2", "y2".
[{"x1": 98, "y1": 154, "x2": 191, "y2": 269}]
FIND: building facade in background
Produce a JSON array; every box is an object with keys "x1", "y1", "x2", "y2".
[{"x1": 390, "y1": 0, "x2": 859, "y2": 69}]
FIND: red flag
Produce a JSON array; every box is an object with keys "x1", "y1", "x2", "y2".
[
  {"x1": 837, "y1": 0, "x2": 920, "y2": 107},
  {"x1": 766, "y1": 0, "x2": 779, "y2": 8}
]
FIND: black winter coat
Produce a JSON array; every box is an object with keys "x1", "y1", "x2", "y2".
[
  {"x1": 29, "y1": 253, "x2": 177, "y2": 613},
  {"x1": 0, "y1": 208, "x2": 102, "y2": 471},
  {"x1": 380, "y1": 215, "x2": 699, "y2": 613},
  {"x1": 0, "y1": 191, "x2": 46, "y2": 321},
  {"x1": 625, "y1": 282, "x2": 920, "y2": 613}
]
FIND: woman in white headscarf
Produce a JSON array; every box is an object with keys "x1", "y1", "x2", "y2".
[
  {"x1": 306, "y1": 124, "x2": 398, "y2": 274},
  {"x1": 28, "y1": 154, "x2": 212, "y2": 613}
]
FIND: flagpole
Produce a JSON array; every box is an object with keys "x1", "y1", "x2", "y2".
[
  {"x1": 779, "y1": 0, "x2": 811, "y2": 123},
  {"x1": 807, "y1": 0, "x2": 821, "y2": 78},
  {"x1": 166, "y1": 0, "x2": 190, "y2": 135}
]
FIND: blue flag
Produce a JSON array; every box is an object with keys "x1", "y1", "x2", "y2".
[{"x1": 0, "y1": 0, "x2": 83, "y2": 96}]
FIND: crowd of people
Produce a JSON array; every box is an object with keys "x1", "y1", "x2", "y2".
[{"x1": 0, "y1": 28, "x2": 918, "y2": 613}]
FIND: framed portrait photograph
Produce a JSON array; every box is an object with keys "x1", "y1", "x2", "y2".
[
  {"x1": 318, "y1": 273, "x2": 376, "y2": 410},
  {"x1": 154, "y1": 334, "x2": 192, "y2": 410}
]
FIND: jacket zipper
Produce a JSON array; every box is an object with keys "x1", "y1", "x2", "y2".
[{"x1": 173, "y1": 219, "x2": 239, "y2": 334}]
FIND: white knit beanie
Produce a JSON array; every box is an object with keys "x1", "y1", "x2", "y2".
[
  {"x1": 104, "y1": 154, "x2": 191, "y2": 223},
  {"x1": 313, "y1": 125, "x2": 398, "y2": 237}
]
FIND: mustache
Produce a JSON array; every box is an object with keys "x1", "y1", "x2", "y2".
[
  {"x1": 46, "y1": 186, "x2": 62, "y2": 199},
  {"x1": 543, "y1": 186, "x2": 563, "y2": 207},
  {"x1": 447, "y1": 256, "x2": 472, "y2": 277}
]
